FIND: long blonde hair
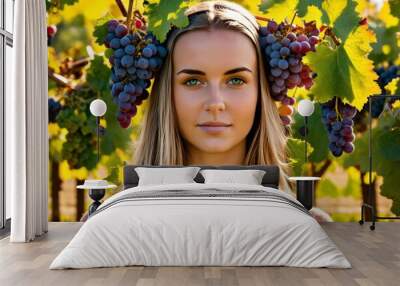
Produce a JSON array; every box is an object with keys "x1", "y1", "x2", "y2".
[{"x1": 133, "y1": 0, "x2": 294, "y2": 195}]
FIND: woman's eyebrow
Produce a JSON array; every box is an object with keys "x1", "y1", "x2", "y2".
[{"x1": 176, "y1": 67, "x2": 252, "y2": 75}]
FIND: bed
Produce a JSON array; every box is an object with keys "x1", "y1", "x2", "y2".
[{"x1": 49, "y1": 165, "x2": 351, "y2": 269}]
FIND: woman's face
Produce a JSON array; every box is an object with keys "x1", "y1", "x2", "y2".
[{"x1": 172, "y1": 28, "x2": 259, "y2": 157}]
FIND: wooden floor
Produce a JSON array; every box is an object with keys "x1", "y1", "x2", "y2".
[{"x1": 0, "y1": 222, "x2": 399, "y2": 286}]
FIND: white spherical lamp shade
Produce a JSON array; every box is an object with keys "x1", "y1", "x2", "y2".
[
  {"x1": 90, "y1": 99, "x2": 107, "y2": 117},
  {"x1": 298, "y1": 99, "x2": 315, "y2": 117}
]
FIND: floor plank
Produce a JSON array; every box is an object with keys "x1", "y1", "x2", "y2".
[{"x1": 0, "y1": 222, "x2": 399, "y2": 286}]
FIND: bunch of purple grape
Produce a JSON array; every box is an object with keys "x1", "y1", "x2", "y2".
[
  {"x1": 259, "y1": 20, "x2": 319, "y2": 125},
  {"x1": 321, "y1": 98, "x2": 357, "y2": 157},
  {"x1": 104, "y1": 19, "x2": 167, "y2": 128}
]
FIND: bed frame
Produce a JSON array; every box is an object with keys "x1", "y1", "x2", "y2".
[{"x1": 123, "y1": 165, "x2": 280, "y2": 190}]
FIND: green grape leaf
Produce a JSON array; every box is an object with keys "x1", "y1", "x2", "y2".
[
  {"x1": 389, "y1": 0, "x2": 400, "y2": 18},
  {"x1": 379, "y1": 166, "x2": 400, "y2": 215},
  {"x1": 305, "y1": 25, "x2": 381, "y2": 110},
  {"x1": 292, "y1": 103, "x2": 329, "y2": 162},
  {"x1": 84, "y1": 152, "x2": 99, "y2": 170},
  {"x1": 259, "y1": 0, "x2": 298, "y2": 23},
  {"x1": 93, "y1": 13, "x2": 113, "y2": 46},
  {"x1": 145, "y1": 0, "x2": 195, "y2": 43},
  {"x1": 260, "y1": 0, "x2": 325, "y2": 24},
  {"x1": 100, "y1": 105, "x2": 133, "y2": 155},
  {"x1": 259, "y1": 0, "x2": 360, "y2": 42},
  {"x1": 377, "y1": 127, "x2": 400, "y2": 161},
  {"x1": 287, "y1": 138, "x2": 313, "y2": 176},
  {"x1": 299, "y1": 5, "x2": 324, "y2": 27},
  {"x1": 296, "y1": 0, "x2": 324, "y2": 18},
  {"x1": 321, "y1": 0, "x2": 360, "y2": 42},
  {"x1": 370, "y1": 24, "x2": 400, "y2": 65},
  {"x1": 87, "y1": 56, "x2": 111, "y2": 92}
]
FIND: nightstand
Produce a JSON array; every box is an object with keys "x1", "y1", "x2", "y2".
[
  {"x1": 288, "y1": 176, "x2": 320, "y2": 210},
  {"x1": 77, "y1": 180, "x2": 117, "y2": 216}
]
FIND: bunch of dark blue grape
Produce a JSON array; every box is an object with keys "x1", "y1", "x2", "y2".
[
  {"x1": 48, "y1": 98, "x2": 62, "y2": 123},
  {"x1": 321, "y1": 98, "x2": 357, "y2": 157},
  {"x1": 368, "y1": 65, "x2": 399, "y2": 118},
  {"x1": 259, "y1": 20, "x2": 320, "y2": 126},
  {"x1": 104, "y1": 19, "x2": 167, "y2": 128}
]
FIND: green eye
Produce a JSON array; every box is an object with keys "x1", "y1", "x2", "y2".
[
  {"x1": 229, "y1": 78, "x2": 245, "y2": 85},
  {"x1": 184, "y1": 79, "x2": 200, "y2": 86}
]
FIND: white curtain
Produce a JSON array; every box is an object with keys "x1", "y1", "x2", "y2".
[{"x1": 7, "y1": 0, "x2": 48, "y2": 242}]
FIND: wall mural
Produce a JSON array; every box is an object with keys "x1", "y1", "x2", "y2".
[{"x1": 46, "y1": 0, "x2": 400, "y2": 222}]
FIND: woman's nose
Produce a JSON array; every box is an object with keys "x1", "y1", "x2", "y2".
[{"x1": 204, "y1": 85, "x2": 226, "y2": 113}]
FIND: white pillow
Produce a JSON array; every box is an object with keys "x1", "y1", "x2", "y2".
[
  {"x1": 135, "y1": 167, "x2": 201, "y2": 186},
  {"x1": 200, "y1": 169, "x2": 266, "y2": 185}
]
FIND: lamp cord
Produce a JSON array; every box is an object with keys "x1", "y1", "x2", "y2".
[
  {"x1": 97, "y1": 116, "x2": 100, "y2": 163},
  {"x1": 304, "y1": 116, "x2": 308, "y2": 176}
]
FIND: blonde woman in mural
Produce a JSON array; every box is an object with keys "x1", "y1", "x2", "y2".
[
  {"x1": 133, "y1": 0, "x2": 332, "y2": 222},
  {"x1": 135, "y1": 1, "x2": 288, "y2": 183}
]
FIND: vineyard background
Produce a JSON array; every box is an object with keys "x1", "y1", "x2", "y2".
[{"x1": 46, "y1": 0, "x2": 400, "y2": 222}]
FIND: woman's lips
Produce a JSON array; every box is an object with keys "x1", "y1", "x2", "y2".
[{"x1": 197, "y1": 124, "x2": 232, "y2": 134}]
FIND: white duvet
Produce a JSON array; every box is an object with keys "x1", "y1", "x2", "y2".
[{"x1": 49, "y1": 183, "x2": 351, "y2": 269}]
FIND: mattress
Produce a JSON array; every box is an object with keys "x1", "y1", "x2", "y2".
[{"x1": 49, "y1": 183, "x2": 351, "y2": 269}]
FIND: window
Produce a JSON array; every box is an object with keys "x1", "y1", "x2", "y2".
[
  {"x1": 5, "y1": 0, "x2": 13, "y2": 33},
  {"x1": 1, "y1": 0, "x2": 14, "y2": 236}
]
